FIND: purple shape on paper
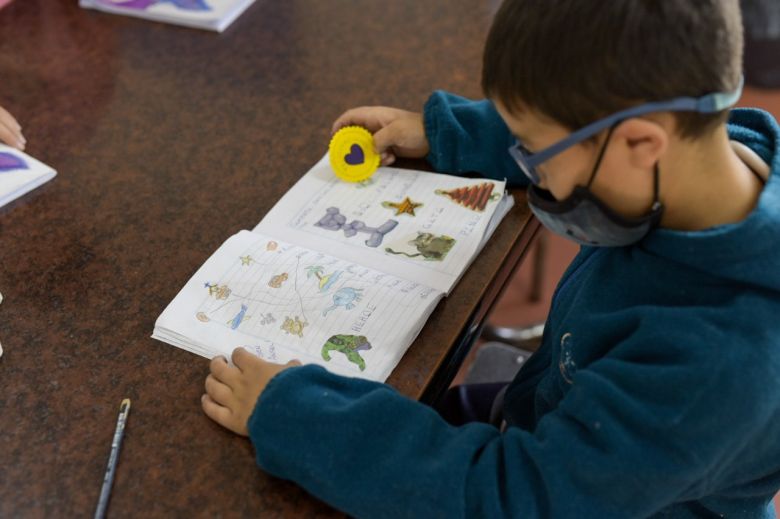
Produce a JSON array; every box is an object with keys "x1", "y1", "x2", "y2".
[
  {"x1": 97, "y1": 0, "x2": 210, "y2": 11},
  {"x1": 344, "y1": 144, "x2": 365, "y2": 166},
  {"x1": 0, "y1": 152, "x2": 28, "y2": 173},
  {"x1": 99, "y1": 0, "x2": 156, "y2": 8}
]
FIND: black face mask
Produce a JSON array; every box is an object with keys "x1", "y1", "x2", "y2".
[{"x1": 527, "y1": 125, "x2": 664, "y2": 247}]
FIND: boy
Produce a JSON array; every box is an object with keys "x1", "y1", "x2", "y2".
[{"x1": 201, "y1": 1, "x2": 780, "y2": 516}]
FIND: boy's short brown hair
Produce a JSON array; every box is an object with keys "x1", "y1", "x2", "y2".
[{"x1": 482, "y1": 0, "x2": 744, "y2": 139}]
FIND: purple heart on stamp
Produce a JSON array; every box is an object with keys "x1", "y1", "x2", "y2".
[{"x1": 344, "y1": 144, "x2": 365, "y2": 165}]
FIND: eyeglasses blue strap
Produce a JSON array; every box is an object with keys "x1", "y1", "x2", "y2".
[{"x1": 526, "y1": 76, "x2": 745, "y2": 168}]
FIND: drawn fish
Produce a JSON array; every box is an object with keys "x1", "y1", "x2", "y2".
[
  {"x1": 322, "y1": 287, "x2": 363, "y2": 316},
  {"x1": 228, "y1": 304, "x2": 249, "y2": 330}
]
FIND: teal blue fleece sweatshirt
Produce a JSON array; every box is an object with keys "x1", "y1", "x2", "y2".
[{"x1": 248, "y1": 91, "x2": 780, "y2": 518}]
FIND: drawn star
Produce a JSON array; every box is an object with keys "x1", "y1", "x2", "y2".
[
  {"x1": 240, "y1": 255, "x2": 253, "y2": 265},
  {"x1": 382, "y1": 197, "x2": 423, "y2": 216}
]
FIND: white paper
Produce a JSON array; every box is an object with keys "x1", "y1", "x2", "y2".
[
  {"x1": 0, "y1": 145, "x2": 56, "y2": 209},
  {"x1": 154, "y1": 231, "x2": 443, "y2": 382},
  {"x1": 79, "y1": 0, "x2": 256, "y2": 32},
  {"x1": 253, "y1": 155, "x2": 511, "y2": 295}
]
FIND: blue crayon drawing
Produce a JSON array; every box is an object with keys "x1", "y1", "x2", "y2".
[
  {"x1": 96, "y1": 0, "x2": 210, "y2": 11},
  {"x1": 0, "y1": 152, "x2": 28, "y2": 173},
  {"x1": 322, "y1": 287, "x2": 363, "y2": 316},
  {"x1": 228, "y1": 304, "x2": 249, "y2": 330}
]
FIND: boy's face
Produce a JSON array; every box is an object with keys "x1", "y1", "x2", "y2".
[{"x1": 494, "y1": 99, "x2": 668, "y2": 220}]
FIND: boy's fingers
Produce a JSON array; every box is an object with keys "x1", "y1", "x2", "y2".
[
  {"x1": 331, "y1": 108, "x2": 368, "y2": 133},
  {"x1": 0, "y1": 122, "x2": 24, "y2": 150},
  {"x1": 380, "y1": 152, "x2": 396, "y2": 167},
  {"x1": 372, "y1": 124, "x2": 399, "y2": 155},
  {"x1": 0, "y1": 105, "x2": 21, "y2": 131},
  {"x1": 201, "y1": 393, "x2": 233, "y2": 426},
  {"x1": 331, "y1": 107, "x2": 386, "y2": 134},
  {"x1": 205, "y1": 374, "x2": 233, "y2": 405},
  {"x1": 209, "y1": 355, "x2": 237, "y2": 383},
  {"x1": 231, "y1": 346, "x2": 258, "y2": 371}
]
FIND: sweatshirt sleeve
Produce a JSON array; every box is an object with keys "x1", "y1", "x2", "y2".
[
  {"x1": 423, "y1": 90, "x2": 528, "y2": 188},
  {"x1": 248, "y1": 333, "x2": 774, "y2": 519}
]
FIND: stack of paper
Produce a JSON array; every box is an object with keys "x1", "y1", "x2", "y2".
[
  {"x1": 0, "y1": 145, "x2": 56, "y2": 209},
  {"x1": 79, "y1": 0, "x2": 256, "y2": 32}
]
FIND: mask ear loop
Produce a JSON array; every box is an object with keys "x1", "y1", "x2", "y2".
[
  {"x1": 586, "y1": 123, "x2": 620, "y2": 189},
  {"x1": 650, "y1": 162, "x2": 662, "y2": 210}
]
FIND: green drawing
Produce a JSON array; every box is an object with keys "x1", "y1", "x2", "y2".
[
  {"x1": 385, "y1": 232, "x2": 456, "y2": 261},
  {"x1": 321, "y1": 334, "x2": 372, "y2": 371},
  {"x1": 305, "y1": 265, "x2": 343, "y2": 292}
]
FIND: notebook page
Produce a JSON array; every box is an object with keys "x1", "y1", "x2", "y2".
[
  {"x1": 253, "y1": 155, "x2": 508, "y2": 295},
  {"x1": 154, "y1": 230, "x2": 443, "y2": 382},
  {"x1": 79, "y1": 0, "x2": 255, "y2": 32},
  {"x1": 0, "y1": 145, "x2": 57, "y2": 209}
]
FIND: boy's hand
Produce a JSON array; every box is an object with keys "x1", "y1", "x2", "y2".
[
  {"x1": 0, "y1": 105, "x2": 25, "y2": 150},
  {"x1": 332, "y1": 107, "x2": 429, "y2": 166},
  {"x1": 202, "y1": 348, "x2": 300, "y2": 436}
]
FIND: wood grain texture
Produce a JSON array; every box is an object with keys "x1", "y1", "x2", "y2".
[{"x1": 0, "y1": 1, "x2": 534, "y2": 516}]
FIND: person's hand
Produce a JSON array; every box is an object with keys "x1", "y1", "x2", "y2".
[
  {"x1": 202, "y1": 348, "x2": 300, "y2": 436},
  {"x1": 0, "y1": 105, "x2": 25, "y2": 150},
  {"x1": 332, "y1": 106, "x2": 429, "y2": 166}
]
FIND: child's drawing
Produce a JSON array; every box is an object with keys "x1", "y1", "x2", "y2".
[
  {"x1": 435, "y1": 182, "x2": 499, "y2": 212},
  {"x1": 268, "y1": 272, "x2": 289, "y2": 288},
  {"x1": 240, "y1": 255, "x2": 255, "y2": 266},
  {"x1": 243, "y1": 341, "x2": 278, "y2": 362},
  {"x1": 314, "y1": 207, "x2": 398, "y2": 247},
  {"x1": 385, "y1": 232, "x2": 456, "y2": 262},
  {"x1": 228, "y1": 304, "x2": 249, "y2": 330},
  {"x1": 281, "y1": 316, "x2": 307, "y2": 338},
  {"x1": 322, "y1": 287, "x2": 363, "y2": 316},
  {"x1": 258, "y1": 313, "x2": 276, "y2": 325},
  {"x1": 321, "y1": 334, "x2": 372, "y2": 371},
  {"x1": 266, "y1": 241, "x2": 278, "y2": 251},
  {"x1": 0, "y1": 152, "x2": 28, "y2": 173},
  {"x1": 195, "y1": 312, "x2": 210, "y2": 322},
  {"x1": 95, "y1": 0, "x2": 211, "y2": 11},
  {"x1": 204, "y1": 282, "x2": 231, "y2": 299},
  {"x1": 382, "y1": 197, "x2": 423, "y2": 217},
  {"x1": 305, "y1": 266, "x2": 343, "y2": 292}
]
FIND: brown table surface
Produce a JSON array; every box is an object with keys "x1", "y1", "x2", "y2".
[{"x1": 0, "y1": 1, "x2": 537, "y2": 516}]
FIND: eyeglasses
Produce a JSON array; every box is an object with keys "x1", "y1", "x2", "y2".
[{"x1": 508, "y1": 77, "x2": 745, "y2": 185}]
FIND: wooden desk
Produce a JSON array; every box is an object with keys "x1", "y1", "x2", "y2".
[{"x1": 0, "y1": 1, "x2": 537, "y2": 516}]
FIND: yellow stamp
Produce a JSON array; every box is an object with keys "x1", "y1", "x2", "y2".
[{"x1": 328, "y1": 126, "x2": 380, "y2": 182}]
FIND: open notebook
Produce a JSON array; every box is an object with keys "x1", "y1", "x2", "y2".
[
  {"x1": 0, "y1": 145, "x2": 57, "y2": 210},
  {"x1": 78, "y1": 0, "x2": 255, "y2": 32},
  {"x1": 153, "y1": 156, "x2": 513, "y2": 382}
]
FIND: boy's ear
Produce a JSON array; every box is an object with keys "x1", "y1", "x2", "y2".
[{"x1": 613, "y1": 118, "x2": 669, "y2": 170}]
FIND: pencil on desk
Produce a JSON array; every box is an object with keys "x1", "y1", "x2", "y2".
[{"x1": 94, "y1": 398, "x2": 131, "y2": 519}]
